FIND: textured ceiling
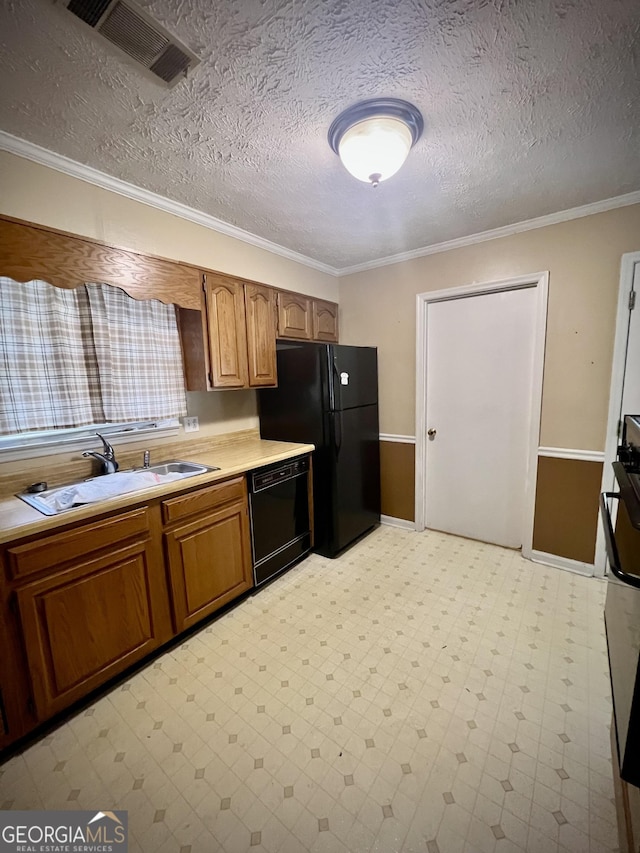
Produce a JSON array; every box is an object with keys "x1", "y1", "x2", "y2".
[{"x1": 1, "y1": 0, "x2": 639, "y2": 269}]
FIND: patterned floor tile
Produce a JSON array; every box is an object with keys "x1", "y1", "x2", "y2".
[{"x1": 0, "y1": 527, "x2": 618, "y2": 852}]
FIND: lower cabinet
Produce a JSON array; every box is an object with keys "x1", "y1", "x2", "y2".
[
  {"x1": 0, "y1": 476, "x2": 255, "y2": 748},
  {"x1": 7, "y1": 507, "x2": 172, "y2": 721},
  {"x1": 163, "y1": 477, "x2": 253, "y2": 632}
]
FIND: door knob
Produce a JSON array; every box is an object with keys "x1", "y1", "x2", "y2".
[{"x1": 427, "y1": 428, "x2": 437, "y2": 437}]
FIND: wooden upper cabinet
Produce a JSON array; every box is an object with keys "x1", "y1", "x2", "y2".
[
  {"x1": 277, "y1": 292, "x2": 339, "y2": 343},
  {"x1": 312, "y1": 299, "x2": 339, "y2": 342},
  {"x1": 245, "y1": 283, "x2": 277, "y2": 387},
  {"x1": 205, "y1": 275, "x2": 249, "y2": 388},
  {"x1": 277, "y1": 291, "x2": 312, "y2": 340},
  {"x1": 203, "y1": 274, "x2": 277, "y2": 390}
]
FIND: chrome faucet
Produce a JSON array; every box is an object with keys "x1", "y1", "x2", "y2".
[{"x1": 82, "y1": 432, "x2": 119, "y2": 475}]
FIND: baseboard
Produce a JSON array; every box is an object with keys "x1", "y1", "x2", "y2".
[
  {"x1": 380, "y1": 514, "x2": 416, "y2": 531},
  {"x1": 529, "y1": 549, "x2": 596, "y2": 577}
]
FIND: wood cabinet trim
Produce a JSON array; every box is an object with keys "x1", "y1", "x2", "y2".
[
  {"x1": 0, "y1": 215, "x2": 201, "y2": 310},
  {"x1": 175, "y1": 305, "x2": 209, "y2": 392},
  {"x1": 1, "y1": 216, "x2": 338, "y2": 390},
  {"x1": 162, "y1": 476, "x2": 246, "y2": 524},
  {"x1": 7, "y1": 507, "x2": 151, "y2": 580},
  {"x1": 0, "y1": 560, "x2": 36, "y2": 747},
  {"x1": 0, "y1": 215, "x2": 339, "y2": 335}
]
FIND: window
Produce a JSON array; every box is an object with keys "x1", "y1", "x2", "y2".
[{"x1": 0, "y1": 277, "x2": 187, "y2": 450}]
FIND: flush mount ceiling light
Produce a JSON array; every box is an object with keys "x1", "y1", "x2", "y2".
[{"x1": 328, "y1": 98, "x2": 424, "y2": 187}]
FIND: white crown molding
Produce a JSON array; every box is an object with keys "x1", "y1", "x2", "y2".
[
  {"x1": 380, "y1": 514, "x2": 416, "y2": 531},
  {"x1": 4, "y1": 131, "x2": 639, "y2": 280},
  {"x1": 0, "y1": 131, "x2": 340, "y2": 278},
  {"x1": 537, "y1": 446, "x2": 605, "y2": 463},
  {"x1": 338, "y1": 191, "x2": 640, "y2": 276},
  {"x1": 380, "y1": 433, "x2": 416, "y2": 444}
]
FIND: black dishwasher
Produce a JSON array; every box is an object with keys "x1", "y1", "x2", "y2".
[{"x1": 248, "y1": 455, "x2": 311, "y2": 586}]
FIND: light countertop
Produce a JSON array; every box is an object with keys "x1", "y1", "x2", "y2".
[{"x1": 0, "y1": 435, "x2": 314, "y2": 545}]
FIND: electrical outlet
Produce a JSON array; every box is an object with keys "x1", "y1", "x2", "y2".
[{"x1": 183, "y1": 416, "x2": 199, "y2": 433}]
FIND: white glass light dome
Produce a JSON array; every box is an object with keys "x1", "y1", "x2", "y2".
[
  {"x1": 328, "y1": 98, "x2": 423, "y2": 188},
  {"x1": 338, "y1": 117, "x2": 413, "y2": 185}
]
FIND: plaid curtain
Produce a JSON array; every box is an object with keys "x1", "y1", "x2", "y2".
[
  {"x1": 86, "y1": 283, "x2": 187, "y2": 423},
  {"x1": 0, "y1": 278, "x2": 187, "y2": 436},
  {"x1": 0, "y1": 278, "x2": 104, "y2": 433}
]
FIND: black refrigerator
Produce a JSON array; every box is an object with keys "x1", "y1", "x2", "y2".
[{"x1": 258, "y1": 341, "x2": 380, "y2": 558}]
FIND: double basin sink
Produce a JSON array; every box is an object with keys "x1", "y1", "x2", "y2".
[{"x1": 18, "y1": 460, "x2": 220, "y2": 516}]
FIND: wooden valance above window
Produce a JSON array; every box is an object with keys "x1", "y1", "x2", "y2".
[{"x1": 0, "y1": 215, "x2": 202, "y2": 310}]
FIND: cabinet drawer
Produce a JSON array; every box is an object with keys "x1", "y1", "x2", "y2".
[
  {"x1": 6, "y1": 507, "x2": 150, "y2": 580},
  {"x1": 162, "y1": 476, "x2": 246, "y2": 524}
]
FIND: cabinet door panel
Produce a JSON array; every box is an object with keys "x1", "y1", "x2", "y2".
[
  {"x1": 277, "y1": 292, "x2": 312, "y2": 340},
  {"x1": 245, "y1": 284, "x2": 277, "y2": 386},
  {"x1": 312, "y1": 299, "x2": 339, "y2": 342},
  {"x1": 205, "y1": 276, "x2": 249, "y2": 387},
  {"x1": 17, "y1": 540, "x2": 167, "y2": 719},
  {"x1": 165, "y1": 501, "x2": 252, "y2": 631}
]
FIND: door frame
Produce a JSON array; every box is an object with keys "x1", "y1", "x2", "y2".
[
  {"x1": 595, "y1": 251, "x2": 640, "y2": 576},
  {"x1": 415, "y1": 272, "x2": 549, "y2": 558}
]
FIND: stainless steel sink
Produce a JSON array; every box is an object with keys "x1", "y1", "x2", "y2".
[
  {"x1": 143, "y1": 460, "x2": 215, "y2": 477},
  {"x1": 17, "y1": 460, "x2": 220, "y2": 516}
]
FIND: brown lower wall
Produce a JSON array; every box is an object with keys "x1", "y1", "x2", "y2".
[
  {"x1": 532, "y1": 456, "x2": 603, "y2": 564},
  {"x1": 380, "y1": 442, "x2": 602, "y2": 564},
  {"x1": 380, "y1": 441, "x2": 415, "y2": 522}
]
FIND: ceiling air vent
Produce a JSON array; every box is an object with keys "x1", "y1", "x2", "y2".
[{"x1": 60, "y1": 0, "x2": 200, "y2": 86}]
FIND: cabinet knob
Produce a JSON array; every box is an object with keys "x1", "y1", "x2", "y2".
[{"x1": 427, "y1": 428, "x2": 437, "y2": 438}]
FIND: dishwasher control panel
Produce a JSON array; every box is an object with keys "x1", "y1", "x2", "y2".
[{"x1": 250, "y1": 456, "x2": 310, "y2": 492}]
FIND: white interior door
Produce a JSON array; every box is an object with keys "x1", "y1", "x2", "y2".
[{"x1": 424, "y1": 285, "x2": 538, "y2": 548}]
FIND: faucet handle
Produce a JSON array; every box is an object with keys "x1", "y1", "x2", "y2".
[{"x1": 96, "y1": 432, "x2": 115, "y2": 459}]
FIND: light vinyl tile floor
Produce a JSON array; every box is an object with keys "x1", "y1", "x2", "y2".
[{"x1": 0, "y1": 526, "x2": 619, "y2": 853}]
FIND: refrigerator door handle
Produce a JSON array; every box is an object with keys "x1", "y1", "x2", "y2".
[
  {"x1": 334, "y1": 411, "x2": 343, "y2": 457},
  {"x1": 331, "y1": 360, "x2": 341, "y2": 411}
]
